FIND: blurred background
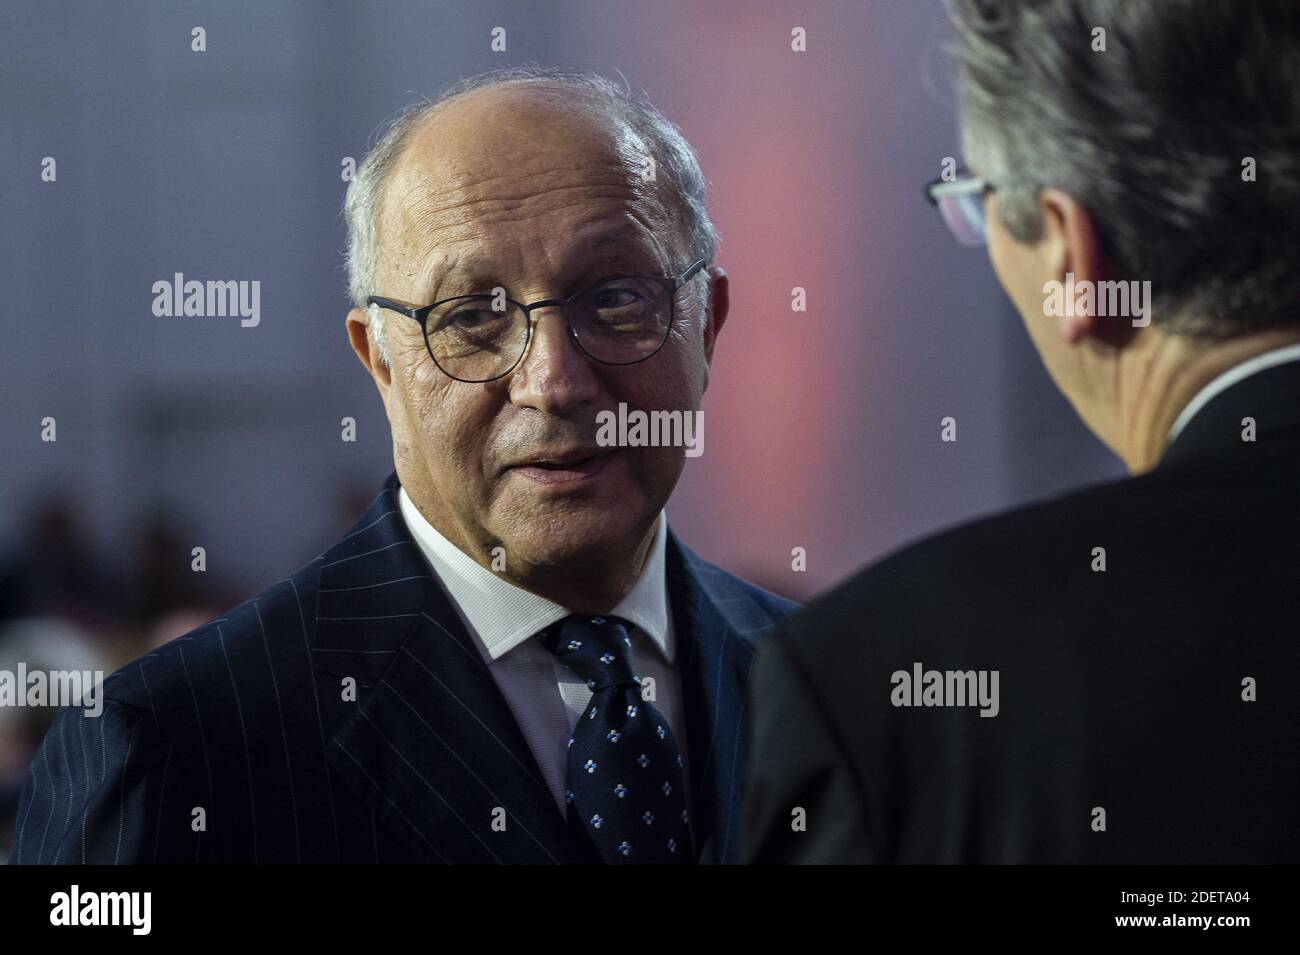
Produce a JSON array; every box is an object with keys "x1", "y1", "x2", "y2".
[{"x1": 0, "y1": 0, "x2": 1123, "y2": 858}]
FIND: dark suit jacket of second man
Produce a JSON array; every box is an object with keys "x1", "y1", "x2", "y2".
[{"x1": 744, "y1": 356, "x2": 1300, "y2": 864}]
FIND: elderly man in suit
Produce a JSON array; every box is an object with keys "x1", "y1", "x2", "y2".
[
  {"x1": 11, "y1": 67, "x2": 795, "y2": 865},
  {"x1": 744, "y1": 0, "x2": 1300, "y2": 863}
]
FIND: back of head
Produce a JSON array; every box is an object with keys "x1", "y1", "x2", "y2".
[{"x1": 948, "y1": 0, "x2": 1300, "y2": 338}]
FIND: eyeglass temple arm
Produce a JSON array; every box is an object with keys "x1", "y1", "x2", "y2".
[
  {"x1": 677, "y1": 258, "x2": 708, "y2": 286},
  {"x1": 924, "y1": 176, "x2": 993, "y2": 206},
  {"x1": 367, "y1": 296, "x2": 428, "y2": 322}
]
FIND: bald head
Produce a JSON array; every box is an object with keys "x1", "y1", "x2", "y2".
[
  {"x1": 393, "y1": 82, "x2": 658, "y2": 208},
  {"x1": 343, "y1": 68, "x2": 716, "y2": 365},
  {"x1": 376, "y1": 86, "x2": 682, "y2": 296}
]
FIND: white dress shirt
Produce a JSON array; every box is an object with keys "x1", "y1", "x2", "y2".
[
  {"x1": 1167, "y1": 342, "x2": 1300, "y2": 445},
  {"x1": 397, "y1": 486, "x2": 689, "y2": 816}
]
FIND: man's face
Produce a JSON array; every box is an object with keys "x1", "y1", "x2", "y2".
[{"x1": 351, "y1": 88, "x2": 725, "y2": 574}]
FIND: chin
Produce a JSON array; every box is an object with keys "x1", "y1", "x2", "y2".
[{"x1": 497, "y1": 504, "x2": 651, "y2": 570}]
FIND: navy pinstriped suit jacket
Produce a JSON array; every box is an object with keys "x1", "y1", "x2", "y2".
[{"x1": 9, "y1": 472, "x2": 797, "y2": 864}]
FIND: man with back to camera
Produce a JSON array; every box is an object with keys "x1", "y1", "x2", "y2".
[
  {"x1": 11, "y1": 68, "x2": 797, "y2": 865},
  {"x1": 744, "y1": 0, "x2": 1300, "y2": 863}
]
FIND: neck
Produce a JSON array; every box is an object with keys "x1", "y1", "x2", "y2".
[{"x1": 1115, "y1": 326, "x2": 1300, "y2": 473}]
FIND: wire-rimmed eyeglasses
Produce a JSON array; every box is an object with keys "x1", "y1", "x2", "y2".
[{"x1": 367, "y1": 258, "x2": 708, "y2": 383}]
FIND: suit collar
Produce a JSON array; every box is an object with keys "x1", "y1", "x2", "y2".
[
  {"x1": 1160, "y1": 349, "x2": 1300, "y2": 469},
  {"x1": 312, "y1": 472, "x2": 760, "y2": 864}
]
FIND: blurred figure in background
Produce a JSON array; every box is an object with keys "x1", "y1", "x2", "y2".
[
  {"x1": 0, "y1": 497, "x2": 119, "y2": 628},
  {"x1": 0, "y1": 487, "x2": 326, "y2": 851}
]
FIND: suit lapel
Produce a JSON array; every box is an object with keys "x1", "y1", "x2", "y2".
[
  {"x1": 314, "y1": 474, "x2": 582, "y2": 864},
  {"x1": 666, "y1": 531, "x2": 762, "y2": 865}
]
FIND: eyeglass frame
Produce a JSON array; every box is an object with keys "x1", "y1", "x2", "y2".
[
  {"x1": 924, "y1": 166, "x2": 998, "y2": 246},
  {"x1": 367, "y1": 257, "x2": 709, "y2": 382}
]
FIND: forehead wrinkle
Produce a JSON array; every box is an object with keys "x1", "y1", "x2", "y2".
[
  {"x1": 395, "y1": 180, "x2": 675, "y2": 271},
  {"x1": 380, "y1": 125, "x2": 685, "y2": 299},
  {"x1": 436, "y1": 147, "x2": 647, "y2": 198},
  {"x1": 377, "y1": 97, "x2": 694, "y2": 274},
  {"x1": 413, "y1": 247, "x2": 462, "y2": 302},
  {"x1": 416, "y1": 219, "x2": 672, "y2": 304},
  {"x1": 404, "y1": 169, "x2": 659, "y2": 230}
]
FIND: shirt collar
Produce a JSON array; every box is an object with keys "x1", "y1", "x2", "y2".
[
  {"x1": 397, "y1": 485, "x2": 673, "y2": 664},
  {"x1": 1167, "y1": 342, "x2": 1300, "y2": 447}
]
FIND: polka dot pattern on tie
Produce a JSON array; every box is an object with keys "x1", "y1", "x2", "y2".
[{"x1": 536, "y1": 614, "x2": 693, "y2": 864}]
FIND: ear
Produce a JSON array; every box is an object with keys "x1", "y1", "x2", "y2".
[
  {"x1": 700, "y1": 265, "x2": 730, "y2": 392},
  {"x1": 1038, "y1": 188, "x2": 1107, "y2": 345},
  {"x1": 347, "y1": 307, "x2": 393, "y2": 405}
]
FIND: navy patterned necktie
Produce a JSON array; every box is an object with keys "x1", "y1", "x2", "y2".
[{"x1": 536, "y1": 614, "x2": 694, "y2": 864}]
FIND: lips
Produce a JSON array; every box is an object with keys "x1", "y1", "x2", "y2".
[
  {"x1": 507, "y1": 447, "x2": 607, "y2": 470},
  {"x1": 505, "y1": 448, "x2": 616, "y2": 485}
]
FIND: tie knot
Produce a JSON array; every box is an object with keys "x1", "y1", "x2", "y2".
[{"x1": 536, "y1": 614, "x2": 639, "y2": 691}]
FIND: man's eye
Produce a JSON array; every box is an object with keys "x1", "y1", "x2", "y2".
[
  {"x1": 592, "y1": 287, "x2": 641, "y2": 310},
  {"x1": 443, "y1": 307, "x2": 504, "y2": 330}
]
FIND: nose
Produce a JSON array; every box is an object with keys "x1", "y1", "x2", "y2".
[{"x1": 506, "y1": 303, "x2": 600, "y2": 415}]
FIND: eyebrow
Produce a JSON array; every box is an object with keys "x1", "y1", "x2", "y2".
[{"x1": 427, "y1": 232, "x2": 670, "y2": 300}]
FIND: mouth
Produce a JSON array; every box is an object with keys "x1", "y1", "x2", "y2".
[{"x1": 505, "y1": 449, "x2": 617, "y2": 486}]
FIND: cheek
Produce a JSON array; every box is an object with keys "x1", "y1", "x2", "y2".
[
  {"x1": 988, "y1": 221, "x2": 1044, "y2": 324},
  {"x1": 615, "y1": 339, "x2": 703, "y2": 489},
  {"x1": 397, "y1": 361, "x2": 492, "y2": 471},
  {"x1": 646, "y1": 312, "x2": 709, "y2": 400},
  {"x1": 986, "y1": 215, "x2": 1017, "y2": 294},
  {"x1": 617, "y1": 343, "x2": 704, "y2": 416}
]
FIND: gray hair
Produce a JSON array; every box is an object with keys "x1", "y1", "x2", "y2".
[
  {"x1": 947, "y1": 0, "x2": 1300, "y2": 338},
  {"x1": 343, "y1": 67, "x2": 718, "y2": 365}
]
